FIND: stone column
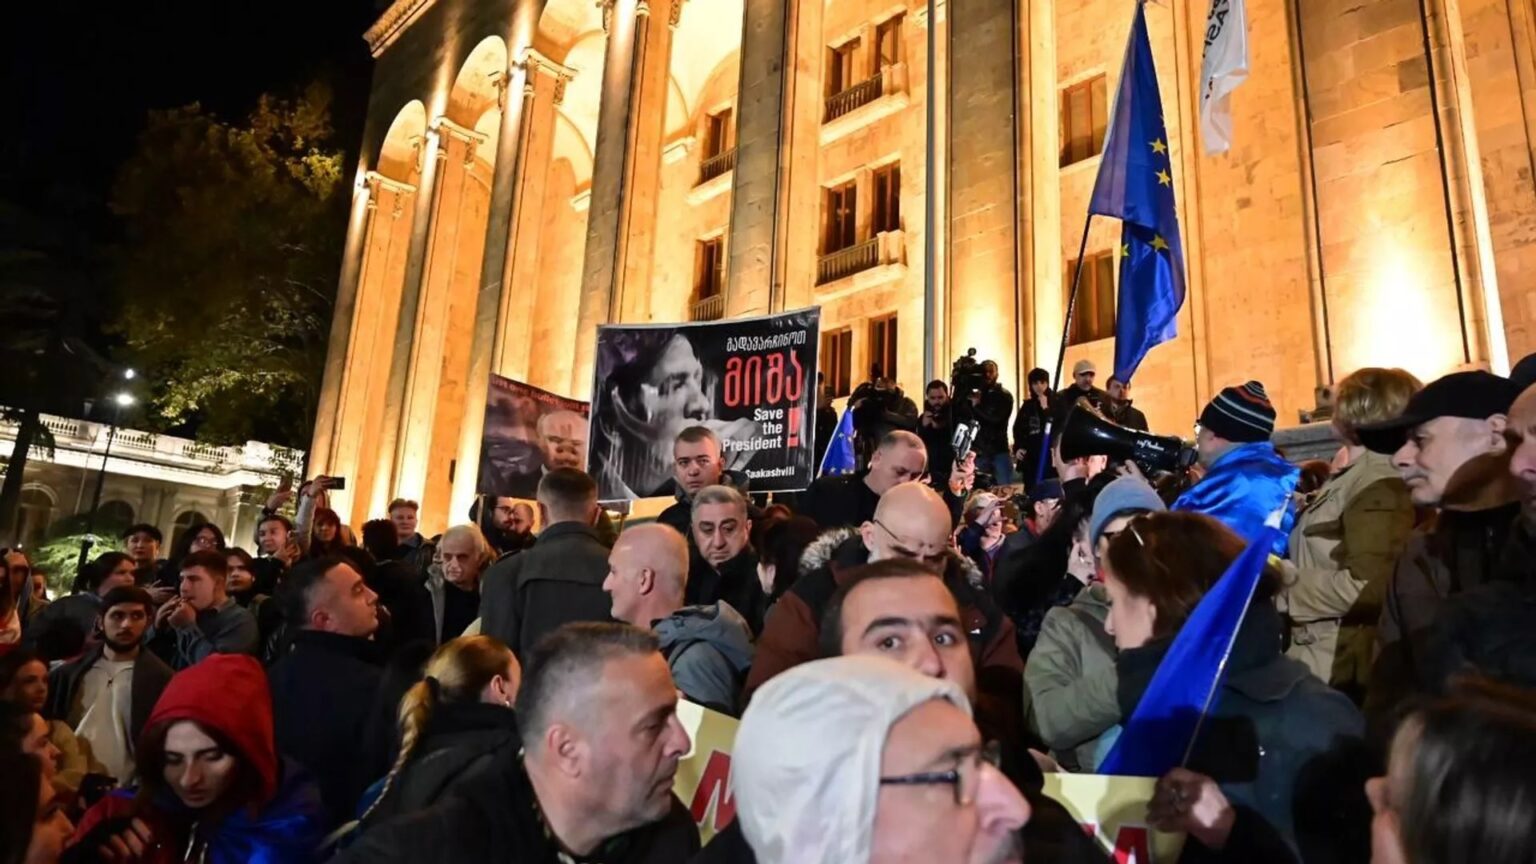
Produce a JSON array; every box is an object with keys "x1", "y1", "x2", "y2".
[
  {"x1": 495, "y1": 51, "x2": 578, "y2": 379},
  {"x1": 573, "y1": 0, "x2": 679, "y2": 396},
  {"x1": 725, "y1": 0, "x2": 794, "y2": 316},
  {"x1": 947, "y1": 0, "x2": 1023, "y2": 396},
  {"x1": 374, "y1": 132, "x2": 446, "y2": 506},
  {"x1": 393, "y1": 121, "x2": 488, "y2": 511},
  {"x1": 307, "y1": 181, "x2": 374, "y2": 476}
]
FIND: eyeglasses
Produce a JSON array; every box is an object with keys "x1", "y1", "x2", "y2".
[
  {"x1": 880, "y1": 741, "x2": 1002, "y2": 806},
  {"x1": 871, "y1": 519, "x2": 949, "y2": 566}
]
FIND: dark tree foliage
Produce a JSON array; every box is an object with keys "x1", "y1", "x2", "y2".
[{"x1": 110, "y1": 82, "x2": 347, "y2": 449}]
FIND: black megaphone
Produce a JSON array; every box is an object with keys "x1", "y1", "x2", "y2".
[{"x1": 1059, "y1": 405, "x2": 1197, "y2": 474}]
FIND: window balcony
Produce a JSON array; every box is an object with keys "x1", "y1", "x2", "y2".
[
  {"x1": 815, "y1": 230, "x2": 907, "y2": 296},
  {"x1": 690, "y1": 293, "x2": 726, "y2": 321},
  {"x1": 698, "y1": 147, "x2": 737, "y2": 185},
  {"x1": 821, "y1": 64, "x2": 910, "y2": 145},
  {"x1": 826, "y1": 75, "x2": 884, "y2": 122}
]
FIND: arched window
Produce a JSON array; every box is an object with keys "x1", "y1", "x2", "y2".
[
  {"x1": 17, "y1": 487, "x2": 55, "y2": 549},
  {"x1": 170, "y1": 510, "x2": 209, "y2": 554},
  {"x1": 95, "y1": 500, "x2": 136, "y2": 533}
]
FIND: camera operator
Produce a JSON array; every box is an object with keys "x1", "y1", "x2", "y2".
[
  {"x1": 969, "y1": 360, "x2": 1016, "y2": 485},
  {"x1": 849, "y1": 364, "x2": 919, "y2": 468},
  {"x1": 917, "y1": 380, "x2": 955, "y2": 489},
  {"x1": 1013, "y1": 367, "x2": 1054, "y2": 487}
]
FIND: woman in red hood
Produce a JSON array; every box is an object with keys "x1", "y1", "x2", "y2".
[{"x1": 66, "y1": 654, "x2": 324, "y2": 864}]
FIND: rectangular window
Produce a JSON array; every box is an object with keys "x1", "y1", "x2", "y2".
[
  {"x1": 828, "y1": 38, "x2": 861, "y2": 96},
  {"x1": 704, "y1": 107, "x2": 733, "y2": 159},
  {"x1": 823, "y1": 328, "x2": 854, "y2": 397},
  {"x1": 1060, "y1": 76, "x2": 1109, "y2": 167},
  {"x1": 872, "y1": 163, "x2": 901, "y2": 234},
  {"x1": 868, "y1": 314, "x2": 899, "y2": 384},
  {"x1": 1065, "y1": 251, "x2": 1117, "y2": 345},
  {"x1": 824, "y1": 181, "x2": 858, "y2": 253},
  {"x1": 876, "y1": 15, "x2": 903, "y2": 69},
  {"x1": 696, "y1": 238, "x2": 724, "y2": 300}
]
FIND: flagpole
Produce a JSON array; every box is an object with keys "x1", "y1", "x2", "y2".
[{"x1": 1033, "y1": 211, "x2": 1095, "y2": 483}]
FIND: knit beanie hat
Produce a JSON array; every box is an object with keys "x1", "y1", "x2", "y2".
[
  {"x1": 1199, "y1": 381, "x2": 1276, "y2": 443},
  {"x1": 1089, "y1": 476, "x2": 1166, "y2": 547}
]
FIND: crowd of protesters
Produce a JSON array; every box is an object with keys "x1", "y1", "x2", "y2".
[{"x1": 4, "y1": 353, "x2": 1536, "y2": 864}]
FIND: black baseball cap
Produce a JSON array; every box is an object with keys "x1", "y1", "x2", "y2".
[{"x1": 1357, "y1": 371, "x2": 1519, "y2": 455}]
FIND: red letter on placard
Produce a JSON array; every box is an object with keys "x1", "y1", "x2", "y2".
[
  {"x1": 1112, "y1": 825, "x2": 1152, "y2": 864},
  {"x1": 688, "y1": 751, "x2": 738, "y2": 830}
]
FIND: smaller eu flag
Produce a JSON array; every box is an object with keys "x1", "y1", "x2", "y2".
[
  {"x1": 1097, "y1": 524, "x2": 1283, "y2": 777},
  {"x1": 1089, "y1": 0, "x2": 1187, "y2": 385},
  {"x1": 819, "y1": 406, "x2": 857, "y2": 477}
]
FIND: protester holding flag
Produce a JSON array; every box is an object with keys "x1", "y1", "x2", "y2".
[{"x1": 1100, "y1": 512, "x2": 1367, "y2": 861}]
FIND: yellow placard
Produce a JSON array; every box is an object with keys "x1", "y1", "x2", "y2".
[
  {"x1": 672, "y1": 701, "x2": 743, "y2": 843},
  {"x1": 1042, "y1": 773, "x2": 1186, "y2": 863}
]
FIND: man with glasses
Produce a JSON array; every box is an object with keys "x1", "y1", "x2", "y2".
[
  {"x1": 744, "y1": 482, "x2": 1023, "y2": 704},
  {"x1": 732, "y1": 655, "x2": 1028, "y2": 864}
]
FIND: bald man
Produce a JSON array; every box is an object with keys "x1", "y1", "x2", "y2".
[
  {"x1": 744, "y1": 482, "x2": 1023, "y2": 704},
  {"x1": 539, "y1": 410, "x2": 589, "y2": 472},
  {"x1": 604, "y1": 525, "x2": 754, "y2": 715},
  {"x1": 797, "y1": 430, "x2": 930, "y2": 529}
]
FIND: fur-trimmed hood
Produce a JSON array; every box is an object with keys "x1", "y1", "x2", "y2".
[{"x1": 797, "y1": 527, "x2": 985, "y2": 590}]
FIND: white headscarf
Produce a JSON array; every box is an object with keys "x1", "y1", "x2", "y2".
[{"x1": 732, "y1": 656, "x2": 972, "y2": 864}]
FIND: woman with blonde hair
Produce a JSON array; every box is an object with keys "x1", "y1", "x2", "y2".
[
  {"x1": 1283, "y1": 367, "x2": 1422, "y2": 703},
  {"x1": 356, "y1": 635, "x2": 520, "y2": 830}
]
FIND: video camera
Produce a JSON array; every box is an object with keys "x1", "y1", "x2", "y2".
[
  {"x1": 1059, "y1": 403, "x2": 1197, "y2": 475},
  {"x1": 950, "y1": 348, "x2": 987, "y2": 405}
]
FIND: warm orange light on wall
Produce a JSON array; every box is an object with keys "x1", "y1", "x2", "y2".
[{"x1": 1356, "y1": 242, "x2": 1464, "y2": 383}]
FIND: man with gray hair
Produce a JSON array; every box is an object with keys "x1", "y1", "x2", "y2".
[
  {"x1": 605, "y1": 524, "x2": 754, "y2": 715},
  {"x1": 689, "y1": 484, "x2": 767, "y2": 635},
  {"x1": 733, "y1": 655, "x2": 1028, "y2": 864},
  {"x1": 337, "y1": 622, "x2": 699, "y2": 862}
]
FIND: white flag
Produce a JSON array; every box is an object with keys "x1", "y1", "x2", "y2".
[{"x1": 1199, "y1": 0, "x2": 1248, "y2": 154}]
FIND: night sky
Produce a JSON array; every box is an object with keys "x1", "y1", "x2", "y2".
[{"x1": 2, "y1": 0, "x2": 381, "y2": 233}]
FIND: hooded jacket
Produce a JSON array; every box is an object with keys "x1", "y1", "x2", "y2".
[
  {"x1": 734, "y1": 656, "x2": 970, "y2": 864},
  {"x1": 655, "y1": 601, "x2": 755, "y2": 716},
  {"x1": 1173, "y1": 442, "x2": 1299, "y2": 557},
  {"x1": 70, "y1": 654, "x2": 325, "y2": 864}
]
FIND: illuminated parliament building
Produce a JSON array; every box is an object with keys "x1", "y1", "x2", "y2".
[{"x1": 311, "y1": 0, "x2": 1536, "y2": 532}]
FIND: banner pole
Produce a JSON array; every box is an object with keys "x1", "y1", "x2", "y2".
[{"x1": 1034, "y1": 212, "x2": 1095, "y2": 483}]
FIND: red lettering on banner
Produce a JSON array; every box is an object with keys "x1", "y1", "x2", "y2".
[
  {"x1": 724, "y1": 351, "x2": 805, "y2": 408},
  {"x1": 724, "y1": 357, "x2": 742, "y2": 407},
  {"x1": 787, "y1": 406, "x2": 802, "y2": 447},
  {"x1": 786, "y1": 353, "x2": 803, "y2": 402},
  {"x1": 688, "y1": 751, "x2": 738, "y2": 830},
  {"x1": 1112, "y1": 825, "x2": 1152, "y2": 863}
]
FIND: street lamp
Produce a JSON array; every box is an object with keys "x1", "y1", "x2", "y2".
[{"x1": 76, "y1": 383, "x2": 137, "y2": 571}]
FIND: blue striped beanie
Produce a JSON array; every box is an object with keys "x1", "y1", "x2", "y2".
[{"x1": 1199, "y1": 380, "x2": 1275, "y2": 442}]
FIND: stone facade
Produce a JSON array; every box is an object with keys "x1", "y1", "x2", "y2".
[{"x1": 313, "y1": 0, "x2": 1536, "y2": 533}]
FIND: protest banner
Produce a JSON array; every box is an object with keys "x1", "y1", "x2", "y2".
[
  {"x1": 587, "y1": 308, "x2": 821, "y2": 500},
  {"x1": 672, "y1": 701, "x2": 741, "y2": 844},
  {"x1": 1042, "y1": 773, "x2": 1186, "y2": 862},
  {"x1": 475, "y1": 374, "x2": 590, "y2": 501}
]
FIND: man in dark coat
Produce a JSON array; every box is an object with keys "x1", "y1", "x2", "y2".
[
  {"x1": 480, "y1": 468, "x2": 615, "y2": 660},
  {"x1": 686, "y1": 485, "x2": 767, "y2": 636},
  {"x1": 1104, "y1": 375, "x2": 1150, "y2": 431},
  {"x1": 45, "y1": 586, "x2": 172, "y2": 783},
  {"x1": 337, "y1": 623, "x2": 699, "y2": 864},
  {"x1": 1053, "y1": 359, "x2": 1108, "y2": 426},
  {"x1": 970, "y1": 360, "x2": 1016, "y2": 485},
  {"x1": 797, "y1": 431, "x2": 928, "y2": 529},
  {"x1": 267, "y1": 555, "x2": 386, "y2": 827}
]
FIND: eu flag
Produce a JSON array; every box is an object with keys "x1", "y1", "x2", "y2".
[
  {"x1": 819, "y1": 406, "x2": 857, "y2": 477},
  {"x1": 1088, "y1": 0, "x2": 1186, "y2": 384},
  {"x1": 1097, "y1": 524, "x2": 1282, "y2": 777}
]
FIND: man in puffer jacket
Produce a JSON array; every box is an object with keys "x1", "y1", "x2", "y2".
[{"x1": 1174, "y1": 381, "x2": 1298, "y2": 556}]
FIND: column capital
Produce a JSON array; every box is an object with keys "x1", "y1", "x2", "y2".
[
  {"x1": 598, "y1": 0, "x2": 615, "y2": 33},
  {"x1": 518, "y1": 48, "x2": 579, "y2": 105}
]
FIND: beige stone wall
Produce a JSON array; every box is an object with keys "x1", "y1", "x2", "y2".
[{"x1": 311, "y1": 0, "x2": 1536, "y2": 529}]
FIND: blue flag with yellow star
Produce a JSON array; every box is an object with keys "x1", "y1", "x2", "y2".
[
  {"x1": 1088, "y1": 0, "x2": 1186, "y2": 384},
  {"x1": 818, "y1": 405, "x2": 857, "y2": 477}
]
